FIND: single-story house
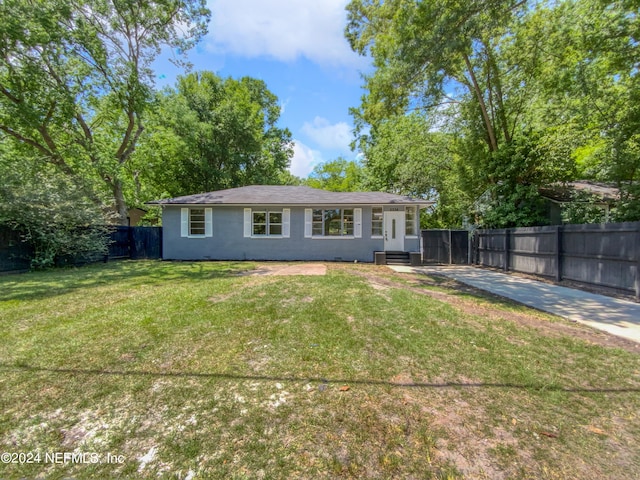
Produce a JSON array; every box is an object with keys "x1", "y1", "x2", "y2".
[{"x1": 148, "y1": 185, "x2": 431, "y2": 263}]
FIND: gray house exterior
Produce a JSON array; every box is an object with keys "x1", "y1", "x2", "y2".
[{"x1": 149, "y1": 186, "x2": 429, "y2": 262}]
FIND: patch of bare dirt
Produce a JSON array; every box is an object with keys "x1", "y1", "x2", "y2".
[
  {"x1": 332, "y1": 264, "x2": 640, "y2": 355},
  {"x1": 240, "y1": 263, "x2": 327, "y2": 276}
]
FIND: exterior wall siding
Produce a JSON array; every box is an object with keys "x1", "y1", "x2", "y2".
[{"x1": 162, "y1": 205, "x2": 420, "y2": 262}]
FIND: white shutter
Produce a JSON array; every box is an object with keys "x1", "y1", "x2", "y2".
[
  {"x1": 354, "y1": 208, "x2": 362, "y2": 238},
  {"x1": 204, "y1": 208, "x2": 213, "y2": 237},
  {"x1": 304, "y1": 209, "x2": 312, "y2": 238},
  {"x1": 243, "y1": 208, "x2": 252, "y2": 237},
  {"x1": 181, "y1": 208, "x2": 189, "y2": 237},
  {"x1": 282, "y1": 208, "x2": 290, "y2": 238}
]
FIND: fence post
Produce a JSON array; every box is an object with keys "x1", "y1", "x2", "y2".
[
  {"x1": 128, "y1": 226, "x2": 135, "y2": 259},
  {"x1": 555, "y1": 225, "x2": 563, "y2": 282},
  {"x1": 504, "y1": 229, "x2": 510, "y2": 272}
]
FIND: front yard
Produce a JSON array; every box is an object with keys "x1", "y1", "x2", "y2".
[{"x1": 0, "y1": 261, "x2": 639, "y2": 479}]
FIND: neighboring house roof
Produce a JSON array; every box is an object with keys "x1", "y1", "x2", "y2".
[
  {"x1": 148, "y1": 185, "x2": 431, "y2": 206},
  {"x1": 539, "y1": 181, "x2": 620, "y2": 203}
]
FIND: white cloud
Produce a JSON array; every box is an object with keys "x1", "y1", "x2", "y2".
[
  {"x1": 290, "y1": 140, "x2": 323, "y2": 178},
  {"x1": 301, "y1": 116, "x2": 352, "y2": 152},
  {"x1": 206, "y1": 0, "x2": 365, "y2": 67},
  {"x1": 279, "y1": 97, "x2": 290, "y2": 115}
]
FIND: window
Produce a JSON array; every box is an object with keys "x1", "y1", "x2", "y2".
[
  {"x1": 371, "y1": 207, "x2": 383, "y2": 236},
  {"x1": 252, "y1": 210, "x2": 283, "y2": 236},
  {"x1": 343, "y1": 209, "x2": 354, "y2": 235},
  {"x1": 269, "y1": 212, "x2": 282, "y2": 235},
  {"x1": 312, "y1": 209, "x2": 323, "y2": 236},
  {"x1": 312, "y1": 209, "x2": 354, "y2": 236},
  {"x1": 181, "y1": 207, "x2": 212, "y2": 237},
  {"x1": 189, "y1": 208, "x2": 206, "y2": 236},
  {"x1": 252, "y1": 211, "x2": 267, "y2": 235},
  {"x1": 405, "y1": 206, "x2": 417, "y2": 236},
  {"x1": 244, "y1": 208, "x2": 288, "y2": 238}
]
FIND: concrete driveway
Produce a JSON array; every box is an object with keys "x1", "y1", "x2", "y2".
[{"x1": 390, "y1": 265, "x2": 640, "y2": 344}]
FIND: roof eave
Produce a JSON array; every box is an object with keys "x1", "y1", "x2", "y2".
[{"x1": 146, "y1": 201, "x2": 432, "y2": 207}]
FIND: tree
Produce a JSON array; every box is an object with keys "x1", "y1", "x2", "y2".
[
  {"x1": 304, "y1": 158, "x2": 364, "y2": 192},
  {"x1": 0, "y1": 0, "x2": 210, "y2": 224},
  {"x1": 137, "y1": 71, "x2": 293, "y2": 196},
  {"x1": 345, "y1": 0, "x2": 640, "y2": 226},
  {"x1": 358, "y1": 113, "x2": 469, "y2": 227},
  {"x1": 346, "y1": 0, "x2": 530, "y2": 154},
  {"x1": 515, "y1": 0, "x2": 640, "y2": 220},
  {"x1": 0, "y1": 146, "x2": 111, "y2": 268},
  {"x1": 345, "y1": 0, "x2": 556, "y2": 226}
]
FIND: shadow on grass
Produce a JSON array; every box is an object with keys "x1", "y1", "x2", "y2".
[
  {"x1": 2, "y1": 363, "x2": 638, "y2": 394},
  {"x1": 0, "y1": 260, "x2": 253, "y2": 302}
]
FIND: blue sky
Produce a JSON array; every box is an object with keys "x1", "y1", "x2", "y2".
[{"x1": 153, "y1": 0, "x2": 371, "y2": 178}]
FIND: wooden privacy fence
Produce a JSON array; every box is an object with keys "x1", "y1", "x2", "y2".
[
  {"x1": 422, "y1": 229, "x2": 469, "y2": 264},
  {"x1": 0, "y1": 227, "x2": 34, "y2": 273},
  {"x1": 472, "y1": 222, "x2": 640, "y2": 299},
  {"x1": 109, "y1": 226, "x2": 162, "y2": 260},
  {"x1": 0, "y1": 225, "x2": 162, "y2": 273}
]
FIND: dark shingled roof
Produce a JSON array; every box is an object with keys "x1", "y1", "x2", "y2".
[
  {"x1": 539, "y1": 181, "x2": 620, "y2": 203},
  {"x1": 148, "y1": 185, "x2": 430, "y2": 206}
]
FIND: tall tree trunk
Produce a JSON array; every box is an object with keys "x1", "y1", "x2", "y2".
[
  {"x1": 463, "y1": 53, "x2": 498, "y2": 152},
  {"x1": 112, "y1": 179, "x2": 129, "y2": 226},
  {"x1": 486, "y1": 47, "x2": 512, "y2": 144}
]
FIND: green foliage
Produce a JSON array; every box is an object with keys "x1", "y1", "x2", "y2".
[
  {"x1": 0, "y1": 0, "x2": 210, "y2": 223},
  {"x1": 345, "y1": 0, "x2": 640, "y2": 226},
  {"x1": 0, "y1": 162, "x2": 111, "y2": 269},
  {"x1": 560, "y1": 191, "x2": 611, "y2": 225},
  {"x1": 358, "y1": 114, "x2": 471, "y2": 227},
  {"x1": 137, "y1": 71, "x2": 293, "y2": 197},
  {"x1": 304, "y1": 158, "x2": 364, "y2": 192},
  {"x1": 277, "y1": 171, "x2": 304, "y2": 186},
  {"x1": 613, "y1": 184, "x2": 640, "y2": 222},
  {"x1": 479, "y1": 184, "x2": 548, "y2": 229}
]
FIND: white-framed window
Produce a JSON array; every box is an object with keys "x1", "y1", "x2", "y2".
[
  {"x1": 405, "y1": 206, "x2": 418, "y2": 236},
  {"x1": 190, "y1": 208, "x2": 206, "y2": 236},
  {"x1": 371, "y1": 206, "x2": 383, "y2": 237},
  {"x1": 252, "y1": 210, "x2": 283, "y2": 236},
  {"x1": 244, "y1": 208, "x2": 290, "y2": 238},
  {"x1": 305, "y1": 208, "x2": 361, "y2": 238},
  {"x1": 180, "y1": 207, "x2": 212, "y2": 238},
  {"x1": 312, "y1": 208, "x2": 353, "y2": 236}
]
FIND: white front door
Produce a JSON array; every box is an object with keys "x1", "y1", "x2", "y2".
[{"x1": 384, "y1": 211, "x2": 405, "y2": 251}]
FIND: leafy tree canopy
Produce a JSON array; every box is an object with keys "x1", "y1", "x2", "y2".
[
  {"x1": 345, "y1": 0, "x2": 640, "y2": 226},
  {"x1": 136, "y1": 71, "x2": 293, "y2": 197},
  {"x1": 304, "y1": 158, "x2": 364, "y2": 192},
  {"x1": 0, "y1": 0, "x2": 210, "y2": 223}
]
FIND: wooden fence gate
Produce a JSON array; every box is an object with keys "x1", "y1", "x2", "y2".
[{"x1": 421, "y1": 229, "x2": 469, "y2": 264}]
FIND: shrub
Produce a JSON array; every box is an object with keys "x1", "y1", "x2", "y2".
[{"x1": 0, "y1": 171, "x2": 112, "y2": 269}]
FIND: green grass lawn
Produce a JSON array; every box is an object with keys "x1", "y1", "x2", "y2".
[{"x1": 1, "y1": 260, "x2": 639, "y2": 479}]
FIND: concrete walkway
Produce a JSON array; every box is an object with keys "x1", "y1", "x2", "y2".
[{"x1": 390, "y1": 265, "x2": 640, "y2": 344}]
